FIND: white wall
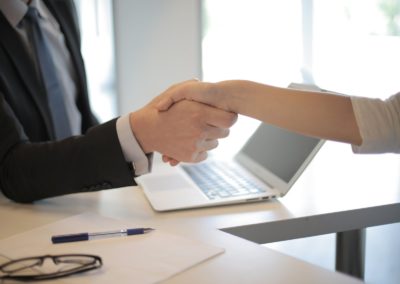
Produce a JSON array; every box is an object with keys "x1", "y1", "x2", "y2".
[{"x1": 113, "y1": 0, "x2": 201, "y2": 115}]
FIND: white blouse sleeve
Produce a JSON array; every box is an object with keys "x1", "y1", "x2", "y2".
[{"x1": 351, "y1": 92, "x2": 400, "y2": 154}]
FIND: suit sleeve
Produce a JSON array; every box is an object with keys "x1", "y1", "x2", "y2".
[{"x1": 0, "y1": 93, "x2": 137, "y2": 203}]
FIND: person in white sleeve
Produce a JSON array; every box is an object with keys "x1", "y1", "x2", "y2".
[{"x1": 156, "y1": 79, "x2": 400, "y2": 164}]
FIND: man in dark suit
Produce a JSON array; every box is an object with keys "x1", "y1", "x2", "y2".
[{"x1": 0, "y1": 0, "x2": 236, "y2": 203}]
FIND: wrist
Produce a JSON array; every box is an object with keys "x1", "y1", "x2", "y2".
[
  {"x1": 216, "y1": 80, "x2": 240, "y2": 112},
  {"x1": 129, "y1": 110, "x2": 154, "y2": 154}
]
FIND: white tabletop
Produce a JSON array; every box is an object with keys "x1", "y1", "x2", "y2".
[
  {"x1": 2, "y1": 141, "x2": 397, "y2": 283},
  {"x1": 220, "y1": 141, "x2": 400, "y2": 242},
  {"x1": 0, "y1": 189, "x2": 361, "y2": 284}
]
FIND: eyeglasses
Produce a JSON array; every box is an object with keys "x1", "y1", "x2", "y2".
[{"x1": 0, "y1": 254, "x2": 102, "y2": 281}]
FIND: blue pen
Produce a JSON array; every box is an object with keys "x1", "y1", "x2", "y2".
[{"x1": 51, "y1": 228, "x2": 154, "y2": 244}]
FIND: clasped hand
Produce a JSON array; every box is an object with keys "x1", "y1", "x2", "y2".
[{"x1": 129, "y1": 80, "x2": 237, "y2": 166}]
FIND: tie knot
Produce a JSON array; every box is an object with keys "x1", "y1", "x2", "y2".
[{"x1": 25, "y1": 6, "x2": 40, "y2": 22}]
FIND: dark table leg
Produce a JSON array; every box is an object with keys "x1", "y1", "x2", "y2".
[{"x1": 336, "y1": 229, "x2": 366, "y2": 279}]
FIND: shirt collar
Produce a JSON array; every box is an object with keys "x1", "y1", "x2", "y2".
[{"x1": 0, "y1": 0, "x2": 48, "y2": 28}]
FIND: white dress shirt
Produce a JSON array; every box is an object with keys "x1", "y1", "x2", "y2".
[{"x1": 0, "y1": 0, "x2": 151, "y2": 175}]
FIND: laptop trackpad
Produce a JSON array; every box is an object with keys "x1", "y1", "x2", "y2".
[
  {"x1": 145, "y1": 174, "x2": 193, "y2": 190},
  {"x1": 141, "y1": 174, "x2": 207, "y2": 211}
]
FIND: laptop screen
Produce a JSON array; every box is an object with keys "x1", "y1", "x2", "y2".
[{"x1": 238, "y1": 123, "x2": 321, "y2": 183}]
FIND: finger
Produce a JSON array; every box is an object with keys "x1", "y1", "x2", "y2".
[
  {"x1": 192, "y1": 151, "x2": 208, "y2": 163},
  {"x1": 203, "y1": 127, "x2": 230, "y2": 140},
  {"x1": 157, "y1": 97, "x2": 178, "y2": 112},
  {"x1": 164, "y1": 155, "x2": 176, "y2": 163},
  {"x1": 203, "y1": 105, "x2": 238, "y2": 128},
  {"x1": 162, "y1": 154, "x2": 180, "y2": 166},
  {"x1": 162, "y1": 155, "x2": 176, "y2": 163},
  {"x1": 168, "y1": 159, "x2": 180, "y2": 166},
  {"x1": 197, "y1": 139, "x2": 219, "y2": 152}
]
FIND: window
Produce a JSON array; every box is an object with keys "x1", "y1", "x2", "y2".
[
  {"x1": 203, "y1": 0, "x2": 305, "y2": 156},
  {"x1": 202, "y1": 0, "x2": 400, "y2": 156},
  {"x1": 312, "y1": 0, "x2": 400, "y2": 98},
  {"x1": 74, "y1": 0, "x2": 117, "y2": 122}
]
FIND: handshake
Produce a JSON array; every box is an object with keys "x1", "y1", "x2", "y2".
[{"x1": 129, "y1": 80, "x2": 238, "y2": 166}]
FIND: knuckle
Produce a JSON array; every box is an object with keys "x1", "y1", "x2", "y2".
[
  {"x1": 221, "y1": 128, "x2": 230, "y2": 138},
  {"x1": 188, "y1": 142, "x2": 200, "y2": 155},
  {"x1": 211, "y1": 140, "x2": 219, "y2": 150},
  {"x1": 227, "y1": 113, "x2": 238, "y2": 127},
  {"x1": 213, "y1": 128, "x2": 229, "y2": 139},
  {"x1": 195, "y1": 152, "x2": 208, "y2": 163},
  {"x1": 217, "y1": 112, "x2": 238, "y2": 128},
  {"x1": 194, "y1": 127, "x2": 207, "y2": 140}
]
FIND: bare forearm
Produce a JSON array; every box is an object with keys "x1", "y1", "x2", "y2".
[{"x1": 215, "y1": 80, "x2": 362, "y2": 145}]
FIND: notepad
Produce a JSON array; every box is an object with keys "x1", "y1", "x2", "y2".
[{"x1": 0, "y1": 213, "x2": 224, "y2": 283}]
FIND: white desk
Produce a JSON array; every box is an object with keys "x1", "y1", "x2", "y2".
[
  {"x1": 221, "y1": 141, "x2": 400, "y2": 239},
  {"x1": 219, "y1": 141, "x2": 400, "y2": 279},
  {"x1": 0, "y1": 190, "x2": 360, "y2": 284},
  {"x1": 1, "y1": 141, "x2": 398, "y2": 283}
]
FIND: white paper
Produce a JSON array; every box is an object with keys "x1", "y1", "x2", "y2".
[{"x1": 0, "y1": 213, "x2": 224, "y2": 283}]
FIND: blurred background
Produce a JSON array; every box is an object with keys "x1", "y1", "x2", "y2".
[{"x1": 74, "y1": 1, "x2": 400, "y2": 283}]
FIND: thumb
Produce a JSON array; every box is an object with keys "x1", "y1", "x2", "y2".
[
  {"x1": 156, "y1": 96, "x2": 177, "y2": 112},
  {"x1": 156, "y1": 78, "x2": 199, "y2": 111}
]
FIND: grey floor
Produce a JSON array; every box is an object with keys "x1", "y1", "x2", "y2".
[{"x1": 263, "y1": 222, "x2": 400, "y2": 284}]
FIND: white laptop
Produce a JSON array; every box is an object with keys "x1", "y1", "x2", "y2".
[{"x1": 138, "y1": 121, "x2": 324, "y2": 211}]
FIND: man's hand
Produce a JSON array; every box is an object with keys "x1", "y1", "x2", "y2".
[
  {"x1": 154, "y1": 79, "x2": 237, "y2": 165},
  {"x1": 129, "y1": 93, "x2": 237, "y2": 164}
]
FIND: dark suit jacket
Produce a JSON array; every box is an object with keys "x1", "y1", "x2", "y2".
[{"x1": 0, "y1": 0, "x2": 136, "y2": 202}]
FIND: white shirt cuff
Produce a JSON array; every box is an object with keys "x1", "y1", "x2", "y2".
[{"x1": 116, "y1": 114, "x2": 152, "y2": 175}]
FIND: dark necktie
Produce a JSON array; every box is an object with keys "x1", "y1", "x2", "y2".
[{"x1": 24, "y1": 6, "x2": 72, "y2": 140}]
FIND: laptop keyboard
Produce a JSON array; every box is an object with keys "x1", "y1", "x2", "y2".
[{"x1": 181, "y1": 160, "x2": 267, "y2": 200}]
